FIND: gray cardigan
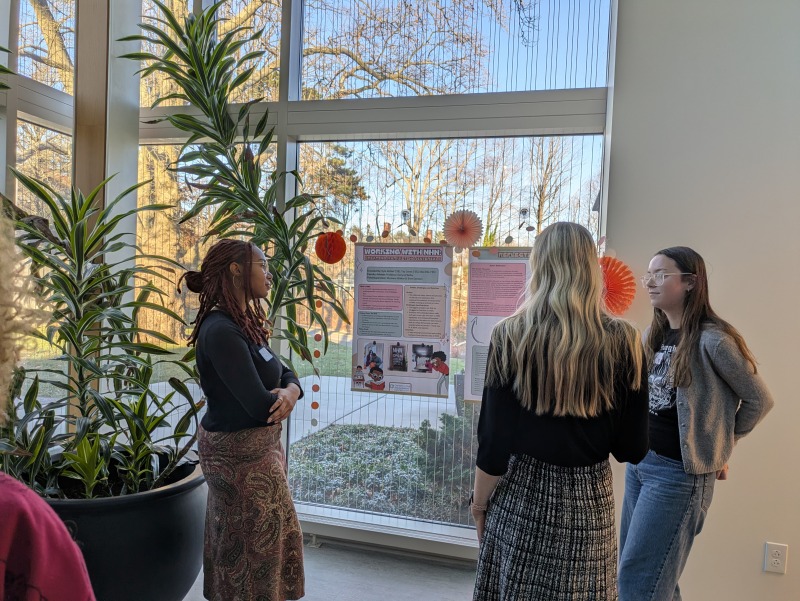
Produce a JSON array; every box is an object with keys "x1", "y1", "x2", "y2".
[{"x1": 653, "y1": 326, "x2": 774, "y2": 475}]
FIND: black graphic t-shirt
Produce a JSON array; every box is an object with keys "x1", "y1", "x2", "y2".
[{"x1": 648, "y1": 329, "x2": 683, "y2": 461}]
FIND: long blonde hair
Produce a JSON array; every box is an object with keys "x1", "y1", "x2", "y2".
[
  {"x1": 485, "y1": 222, "x2": 642, "y2": 417},
  {"x1": 0, "y1": 211, "x2": 44, "y2": 425}
]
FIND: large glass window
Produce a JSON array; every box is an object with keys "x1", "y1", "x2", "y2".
[
  {"x1": 15, "y1": 122, "x2": 72, "y2": 390},
  {"x1": 220, "y1": 0, "x2": 282, "y2": 103},
  {"x1": 139, "y1": 1, "x2": 282, "y2": 106},
  {"x1": 15, "y1": 121, "x2": 71, "y2": 220},
  {"x1": 139, "y1": 1, "x2": 193, "y2": 108},
  {"x1": 6, "y1": 0, "x2": 614, "y2": 543},
  {"x1": 17, "y1": 0, "x2": 76, "y2": 93},
  {"x1": 303, "y1": 0, "x2": 611, "y2": 99},
  {"x1": 137, "y1": 144, "x2": 208, "y2": 345},
  {"x1": 288, "y1": 135, "x2": 602, "y2": 530}
]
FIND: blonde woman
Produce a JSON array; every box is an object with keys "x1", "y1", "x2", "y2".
[
  {"x1": 0, "y1": 212, "x2": 96, "y2": 600},
  {"x1": 471, "y1": 222, "x2": 649, "y2": 601}
]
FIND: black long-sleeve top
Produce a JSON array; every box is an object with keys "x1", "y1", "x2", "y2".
[
  {"x1": 476, "y1": 344, "x2": 649, "y2": 476},
  {"x1": 196, "y1": 310, "x2": 303, "y2": 432}
]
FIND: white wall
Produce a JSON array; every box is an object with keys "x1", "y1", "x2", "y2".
[{"x1": 606, "y1": 1, "x2": 800, "y2": 599}]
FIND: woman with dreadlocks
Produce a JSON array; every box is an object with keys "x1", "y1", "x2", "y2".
[{"x1": 179, "y1": 238, "x2": 304, "y2": 601}]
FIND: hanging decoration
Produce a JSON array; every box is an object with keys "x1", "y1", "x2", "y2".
[
  {"x1": 518, "y1": 208, "x2": 529, "y2": 229},
  {"x1": 381, "y1": 222, "x2": 391, "y2": 238},
  {"x1": 423, "y1": 229, "x2": 433, "y2": 244},
  {"x1": 315, "y1": 231, "x2": 347, "y2": 264},
  {"x1": 443, "y1": 209, "x2": 483, "y2": 249},
  {"x1": 599, "y1": 256, "x2": 636, "y2": 316}
]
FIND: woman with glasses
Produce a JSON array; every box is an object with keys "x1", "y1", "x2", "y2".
[
  {"x1": 472, "y1": 222, "x2": 649, "y2": 600},
  {"x1": 179, "y1": 239, "x2": 305, "y2": 601},
  {"x1": 618, "y1": 247, "x2": 774, "y2": 601}
]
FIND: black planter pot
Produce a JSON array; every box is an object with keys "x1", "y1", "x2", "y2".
[{"x1": 48, "y1": 464, "x2": 207, "y2": 601}]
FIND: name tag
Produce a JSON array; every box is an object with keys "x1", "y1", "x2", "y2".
[{"x1": 258, "y1": 347, "x2": 274, "y2": 362}]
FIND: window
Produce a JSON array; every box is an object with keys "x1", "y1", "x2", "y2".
[
  {"x1": 15, "y1": 121, "x2": 71, "y2": 218},
  {"x1": 17, "y1": 0, "x2": 76, "y2": 93},
  {"x1": 15, "y1": 122, "x2": 72, "y2": 388},
  {"x1": 140, "y1": 1, "x2": 193, "y2": 108},
  {"x1": 220, "y1": 0, "x2": 282, "y2": 103},
  {"x1": 302, "y1": 0, "x2": 611, "y2": 99},
  {"x1": 138, "y1": 1, "x2": 283, "y2": 106},
  {"x1": 289, "y1": 135, "x2": 602, "y2": 529}
]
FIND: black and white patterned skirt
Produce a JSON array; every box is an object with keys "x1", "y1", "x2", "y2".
[{"x1": 474, "y1": 454, "x2": 617, "y2": 601}]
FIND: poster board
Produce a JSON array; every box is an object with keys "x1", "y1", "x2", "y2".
[
  {"x1": 351, "y1": 243, "x2": 453, "y2": 397},
  {"x1": 464, "y1": 247, "x2": 532, "y2": 402}
]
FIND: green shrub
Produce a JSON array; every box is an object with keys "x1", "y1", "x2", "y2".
[{"x1": 289, "y1": 414, "x2": 478, "y2": 526}]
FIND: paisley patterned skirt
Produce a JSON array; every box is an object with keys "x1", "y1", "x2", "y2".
[{"x1": 198, "y1": 424, "x2": 304, "y2": 601}]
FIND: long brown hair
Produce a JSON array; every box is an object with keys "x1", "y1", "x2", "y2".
[
  {"x1": 178, "y1": 239, "x2": 269, "y2": 346},
  {"x1": 486, "y1": 222, "x2": 642, "y2": 417},
  {"x1": 646, "y1": 246, "x2": 757, "y2": 386}
]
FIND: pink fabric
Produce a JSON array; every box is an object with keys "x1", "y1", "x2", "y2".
[{"x1": 0, "y1": 472, "x2": 95, "y2": 601}]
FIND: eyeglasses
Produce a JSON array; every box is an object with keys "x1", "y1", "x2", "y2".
[{"x1": 640, "y1": 272, "x2": 694, "y2": 287}]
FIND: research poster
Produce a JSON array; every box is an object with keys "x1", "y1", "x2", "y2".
[
  {"x1": 464, "y1": 247, "x2": 532, "y2": 402},
  {"x1": 351, "y1": 243, "x2": 453, "y2": 397}
]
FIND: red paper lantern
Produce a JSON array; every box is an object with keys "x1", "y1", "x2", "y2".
[
  {"x1": 599, "y1": 256, "x2": 636, "y2": 316},
  {"x1": 315, "y1": 231, "x2": 347, "y2": 264}
]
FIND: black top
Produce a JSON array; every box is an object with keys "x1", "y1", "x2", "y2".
[
  {"x1": 195, "y1": 311, "x2": 303, "y2": 432},
  {"x1": 648, "y1": 328, "x2": 682, "y2": 460},
  {"x1": 476, "y1": 343, "x2": 649, "y2": 476}
]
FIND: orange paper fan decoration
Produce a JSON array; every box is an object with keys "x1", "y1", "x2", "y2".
[
  {"x1": 443, "y1": 209, "x2": 483, "y2": 249},
  {"x1": 599, "y1": 256, "x2": 636, "y2": 316},
  {"x1": 315, "y1": 231, "x2": 347, "y2": 264}
]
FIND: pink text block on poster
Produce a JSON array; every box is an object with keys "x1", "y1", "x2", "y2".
[
  {"x1": 468, "y1": 263, "x2": 527, "y2": 316},
  {"x1": 358, "y1": 284, "x2": 404, "y2": 311}
]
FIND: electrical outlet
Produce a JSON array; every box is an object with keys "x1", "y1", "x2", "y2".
[{"x1": 764, "y1": 542, "x2": 789, "y2": 574}]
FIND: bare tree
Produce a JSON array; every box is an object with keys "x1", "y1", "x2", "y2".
[
  {"x1": 527, "y1": 137, "x2": 573, "y2": 234},
  {"x1": 18, "y1": 0, "x2": 74, "y2": 93}
]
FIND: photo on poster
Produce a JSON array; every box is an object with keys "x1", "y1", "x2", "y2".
[
  {"x1": 363, "y1": 340, "x2": 384, "y2": 370},
  {"x1": 352, "y1": 364, "x2": 367, "y2": 389},
  {"x1": 410, "y1": 343, "x2": 433, "y2": 372},
  {"x1": 388, "y1": 342, "x2": 408, "y2": 371}
]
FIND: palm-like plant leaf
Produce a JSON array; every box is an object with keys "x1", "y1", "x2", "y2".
[
  {"x1": 5, "y1": 170, "x2": 198, "y2": 497},
  {"x1": 123, "y1": 2, "x2": 350, "y2": 368}
]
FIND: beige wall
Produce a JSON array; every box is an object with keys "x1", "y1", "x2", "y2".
[{"x1": 606, "y1": 1, "x2": 800, "y2": 599}]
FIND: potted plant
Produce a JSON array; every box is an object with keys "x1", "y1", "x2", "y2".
[
  {"x1": 121, "y1": 0, "x2": 349, "y2": 367},
  {"x1": 0, "y1": 173, "x2": 207, "y2": 601}
]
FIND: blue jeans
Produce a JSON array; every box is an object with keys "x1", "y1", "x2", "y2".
[{"x1": 618, "y1": 450, "x2": 716, "y2": 601}]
